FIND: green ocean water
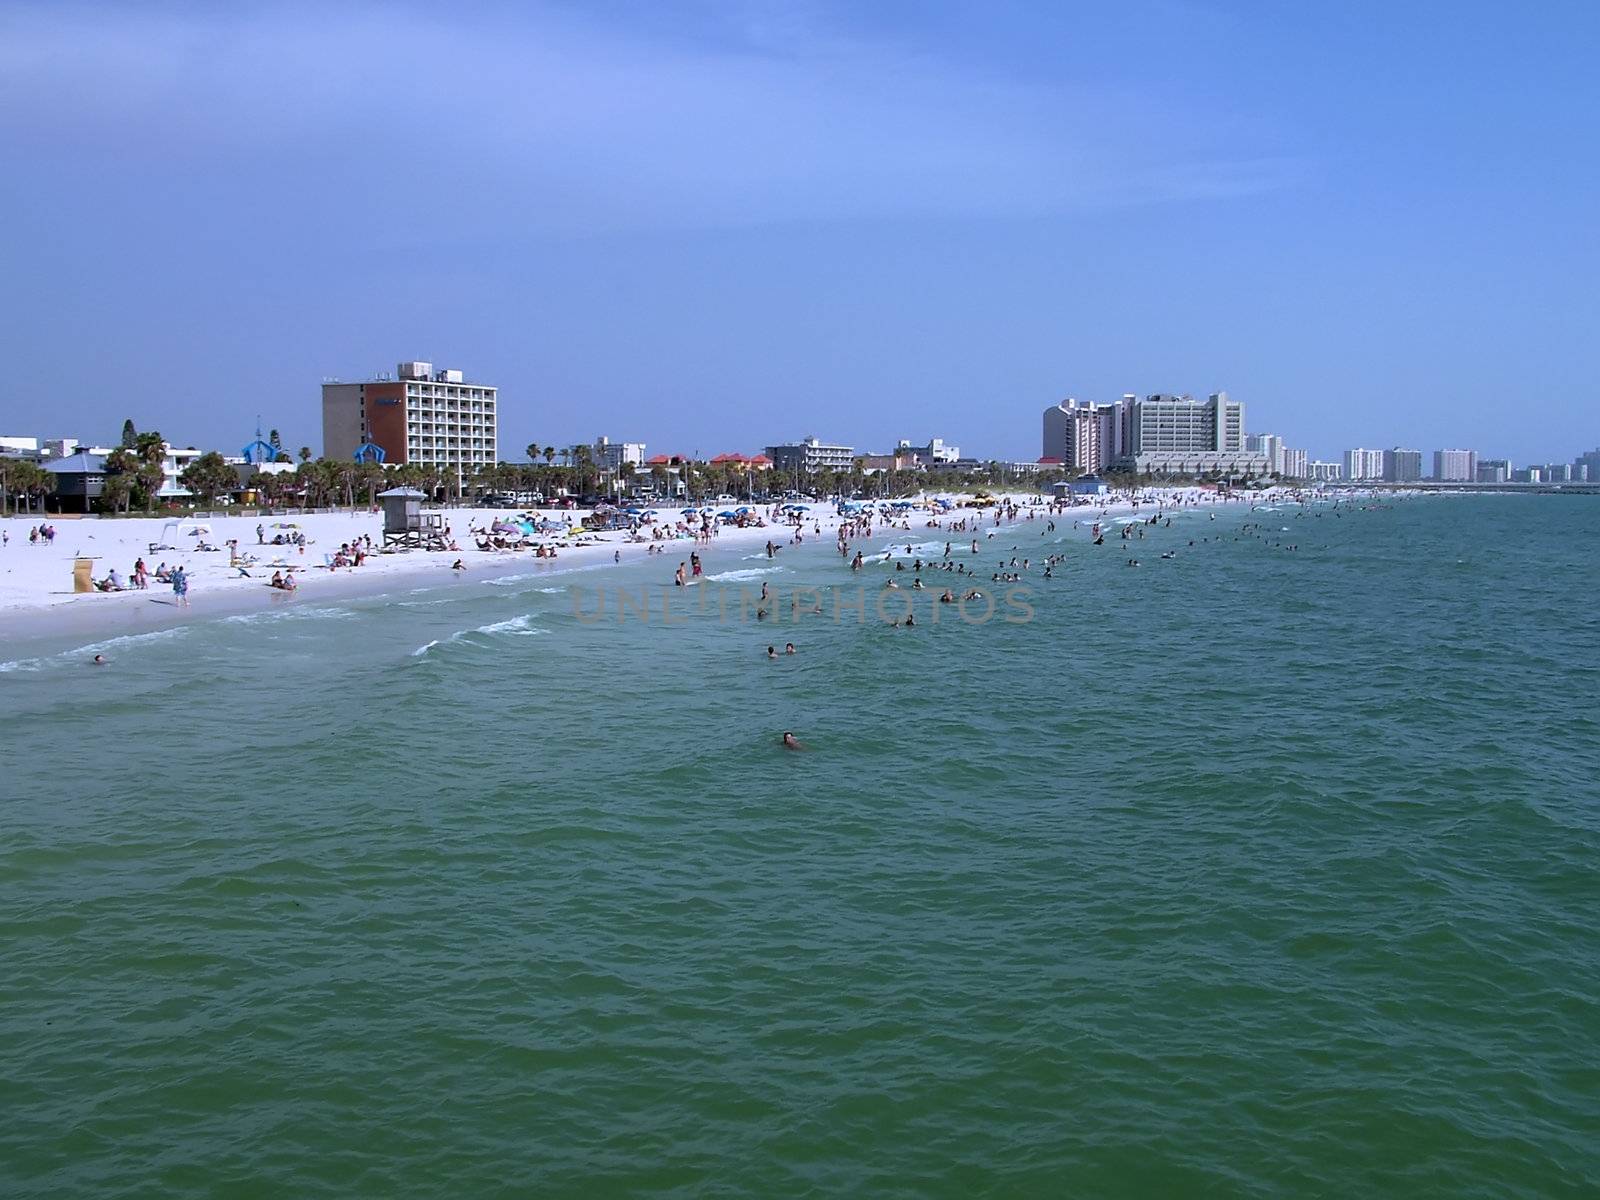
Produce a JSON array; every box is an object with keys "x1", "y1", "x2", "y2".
[{"x1": 2, "y1": 494, "x2": 1597, "y2": 1197}]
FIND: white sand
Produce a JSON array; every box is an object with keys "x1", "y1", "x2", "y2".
[{"x1": 0, "y1": 487, "x2": 1302, "y2": 641}]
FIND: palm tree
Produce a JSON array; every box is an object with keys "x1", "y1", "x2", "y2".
[
  {"x1": 133, "y1": 431, "x2": 167, "y2": 513},
  {"x1": 298, "y1": 446, "x2": 312, "y2": 464}
]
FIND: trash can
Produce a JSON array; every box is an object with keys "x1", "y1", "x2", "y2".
[{"x1": 74, "y1": 557, "x2": 95, "y2": 593}]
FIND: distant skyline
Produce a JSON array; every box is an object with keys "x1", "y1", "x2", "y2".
[{"x1": 1, "y1": 0, "x2": 1596, "y2": 464}]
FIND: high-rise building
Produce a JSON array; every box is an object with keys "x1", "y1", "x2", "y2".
[
  {"x1": 1307, "y1": 460, "x2": 1344, "y2": 482},
  {"x1": 1433, "y1": 448, "x2": 1478, "y2": 481},
  {"x1": 1042, "y1": 399, "x2": 1121, "y2": 475},
  {"x1": 1281, "y1": 448, "x2": 1308, "y2": 478},
  {"x1": 1342, "y1": 448, "x2": 1385, "y2": 480},
  {"x1": 1111, "y1": 392, "x2": 1266, "y2": 474},
  {"x1": 591, "y1": 437, "x2": 646, "y2": 469},
  {"x1": 1382, "y1": 448, "x2": 1423, "y2": 482},
  {"x1": 1574, "y1": 448, "x2": 1600, "y2": 480},
  {"x1": 1542, "y1": 463, "x2": 1573, "y2": 483},
  {"x1": 322, "y1": 361, "x2": 498, "y2": 485},
  {"x1": 1245, "y1": 433, "x2": 1285, "y2": 474},
  {"x1": 1476, "y1": 459, "x2": 1511, "y2": 483}
]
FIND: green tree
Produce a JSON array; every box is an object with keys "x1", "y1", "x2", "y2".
[
  {"x1": 133, "y1": 432, "x2": 167, "y2": 513},
  {"x1": 120, "y1": 419, "x2": 138, "y2": 449},
  {"x1": 0, "y1": 458, "x2": 52, "y2": 515},
  {"x1": 269, "y1": 428, "x2": 283, "y2": 453},
  {"x1": 179, "y1": 450, "x2": 239, "y2": 506},
  {"x1": 100, "y1": 473, "x2": 134, "y2": 515},
  {"x1": 103, "y1": 447, "x2": 138, "y2": 514},
  {"x1": 298, "y1": 446, "x2": 312, "y2": 464}
]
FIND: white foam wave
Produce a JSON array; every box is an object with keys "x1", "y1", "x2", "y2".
[
  {"x1": 75, "y1": 627, "x2": 190, "y2": 656},
  {"x1": 411, "y1": 613, "x2": 543, "y2": 657},
  {"x1": 475, "y1": 614, "x2": 542, "y2": 636},
  {"x1": 706, "y1": 567, "x2": 784, "y2": 582},
  {"x1": 220, "y1": 605, "x2": 357, "y2": 626}
]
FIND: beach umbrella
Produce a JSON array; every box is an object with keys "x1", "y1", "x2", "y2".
[{"x1": 717, "y1": 510, "x2": 736, "y2": 518}]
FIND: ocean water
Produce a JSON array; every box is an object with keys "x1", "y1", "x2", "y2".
[{"x1": 2, "y1": 495, "x2": 1598, "y2": 1197}]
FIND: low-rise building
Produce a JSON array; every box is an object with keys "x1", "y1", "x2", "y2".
[
  {"x1": 765, "y1": 437, "x2": 855, "y2": 473},
  {"x1": 41, "y1": 451, "x2": 106, "y2": 512}
]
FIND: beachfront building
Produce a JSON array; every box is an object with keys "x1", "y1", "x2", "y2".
[
  {"x1": 1342, "y1": 448, "x2": 1384, "y2": 481},
  {"x1": 322, "y1": 361, "x2": 498, "y2": 488},
  {"x1": 893, "y1": 437, "x2": 961, "y2": 467},
  {"x1": 1109, "y1": 392, "x2": 1266, "y2": 476},
  {"x1": 592, "y1": 437, "x2": 646, "y2": 469},
  {"x1": 1575, "y1": 448, "x2": 1600, "y2": 480},
  {"x1": 1245, "y1": 433, "x2": 1285, "y2": 475},
  {"x1": 707, "y1": 452, "x2": 773, "y2": 472},
  {"x1": 1476, "y1": 459, "x2": 1511, "y2": 483},
  {"x1": 1306, "y1": 460, "x2": 1344, "y2": 482},
  {"x1": 1042, "y1": 399, "x2": 1122, "y2": 475},
  {"x1": 861, "y1": 449, "x2": 919, "y2": 473},
  {"x1": 1281, "y1": 448, "x2": 1308, "y2": 478},
  {"x1": 41, "y1": 450, "x2": 106, "y2": 512},
  {"x1": 1433, "y1": 448, "x2": 1478, "y2": 481},
  {"x1": 765, "y1": 437, "x2": 855, "y2": 474},
  {"x1": 0, "y1": 435, "x2": 42, "y2": 461},
  {"x1": 1382, "y1": 448, "x2": 1423, "y2": 483},
  {"x1": 157, "y1": 445, "x2": 204, "y2": 500}
]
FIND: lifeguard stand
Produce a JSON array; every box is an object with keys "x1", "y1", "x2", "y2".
[{"x1": 378, "y1": 487, "x2": 446, "y2": 550}]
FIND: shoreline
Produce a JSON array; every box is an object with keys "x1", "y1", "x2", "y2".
[{"x1": 0, "y1": 488, "x2": 1342, "y2": 658}]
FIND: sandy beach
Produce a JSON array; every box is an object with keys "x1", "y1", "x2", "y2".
[{"x1": 0, "y1": 488, "x2": 1308, "y2": 647}]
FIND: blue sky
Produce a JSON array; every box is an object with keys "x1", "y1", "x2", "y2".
[{"x1": 1, "y1": 0, "x2": 1595, "y2": 463}]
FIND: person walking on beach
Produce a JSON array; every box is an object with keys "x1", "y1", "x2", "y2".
[
  {"x1": 172, "y1": 565, "x2": 189, "y2": 607},
  {"x1": 256, "y1": 522, "x2": 264, "y2": 544}
]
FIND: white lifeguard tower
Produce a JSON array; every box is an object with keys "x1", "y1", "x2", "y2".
[{"x1": 378, "y1": 487, "x2": 446, "y2": 550}]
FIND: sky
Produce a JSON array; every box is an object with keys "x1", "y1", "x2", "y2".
[{"x1": 1, "y1": 0, "x2": 1596, "y2": 464}]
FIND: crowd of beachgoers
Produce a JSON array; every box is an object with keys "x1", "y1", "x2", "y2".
[{"x1": 0, "y1": 486, "x2": 1344, "y2": 633}]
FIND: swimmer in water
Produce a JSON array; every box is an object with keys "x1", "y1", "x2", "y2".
[
  {"x1": 785, "y1": 642, "x2": 796, "y2": 655},
  {"x1": 767, "y1": 645, "x2": 777, "y2": 659},
  {"x1": 781, "y1": 731, "x2": 804, "y2": 750},
  {"x1": 91, "y1": 654, "x2": 107, "y2": 666}
]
